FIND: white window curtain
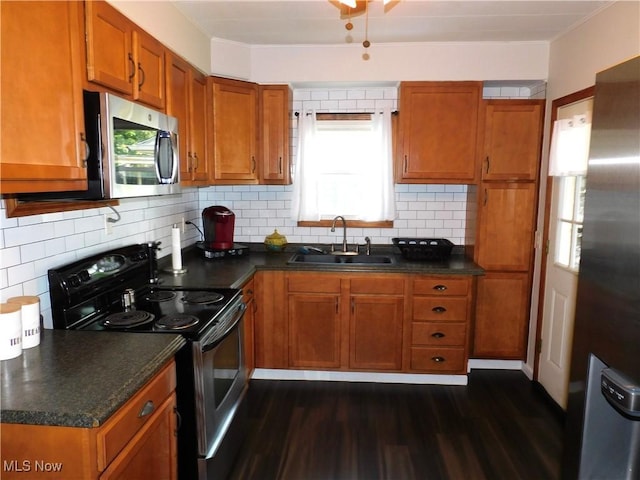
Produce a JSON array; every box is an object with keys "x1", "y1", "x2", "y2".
[
  {"x1": 548, "y1": 114, "x2": 592, "y2": 176},
  {"x1": 291, "y1": 108, "x2": 396, "y2": 222}
]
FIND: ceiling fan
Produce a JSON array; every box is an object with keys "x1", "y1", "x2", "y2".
[{"x1": 331, "y1": 0, "x2": 400, "y2": 59}]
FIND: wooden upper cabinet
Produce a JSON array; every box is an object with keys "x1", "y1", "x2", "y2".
[
  {"x1": 0, "y1": 1, "x2": 88, "y2": 194},
  {"x1": 190, "y1": 71, "x2": 209, "y2": 183},
  {"x1": 482, "y1": 100, "x2": 544, "y2": 181},
  {"x1": 85, "y1": 1, "x2": 165, "y2": 109},
  {"x1": 476, "y1": 182, "x2": 538, "y2": 271},
  {"x1": 397, "y1": 81, "x2": 482, "y2": 184},
  {"x1": 132, "y1": 29, "x2": 165, "y2": 109},
  {"x1": 210, "y1": 77, "x2": 259, "y2": 183},
  {"x1": 259, "y1": 85, "x2": 291, "y2": 184},
  {"x1": 166, "y1": 53, "x2": 208, "y2": 185}
]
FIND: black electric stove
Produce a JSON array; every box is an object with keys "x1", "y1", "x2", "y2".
[{"x1": 48, "y1": 243, "x2": 242, "y2": 341}]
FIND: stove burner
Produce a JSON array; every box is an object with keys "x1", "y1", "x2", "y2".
[
  {"x1": 145, "y1": 291, "x2": 177, "y2": 302},
  {"x1": 181, "y1": 291, "x2": 224, "y2": 305},
  {"x1": 103, "y1": 310, "x2": 154, "y2": 328},
  {"x1": 156, "y1": 314, "x2": 200, "y2": 330}
]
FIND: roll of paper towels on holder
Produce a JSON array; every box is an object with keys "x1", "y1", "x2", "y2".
[{"x1": 172, "y1": 224, "x2": 183, "y2": 271}]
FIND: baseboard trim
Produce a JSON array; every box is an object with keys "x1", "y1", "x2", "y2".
[
  {"x1": 467, "y1": 359, "x2": 524, "y2": 371},
  {"x1": 251, "y1": 369, "x2": 469, "y2": 385}
]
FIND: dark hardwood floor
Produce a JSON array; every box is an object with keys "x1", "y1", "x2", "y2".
[{"x1": 228, "y1": 370, "x2": 564, "y2": 480}]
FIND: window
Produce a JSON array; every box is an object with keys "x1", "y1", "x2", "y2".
[
  {"x1": 291, "y1": 109, "x2": 395, "y2": 223},
  {"x1": 555, "y1": 175, "x2": 586, "y2": 271}
]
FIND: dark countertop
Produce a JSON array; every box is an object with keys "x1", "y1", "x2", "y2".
[
  {"x1": 157, "y1": 243, "x2": 484, "y2": 289},
  {"x1": 1, "y1": 330, "x2": 185, "y2": 428}
]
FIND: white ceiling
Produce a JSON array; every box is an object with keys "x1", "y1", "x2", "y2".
[{"x1": 171, "y1": 0, "x2": 611, "y2": 46}]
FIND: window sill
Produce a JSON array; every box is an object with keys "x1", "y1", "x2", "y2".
[{"x1": 297, "y1": 220, "x2": 393, "y2": 228}]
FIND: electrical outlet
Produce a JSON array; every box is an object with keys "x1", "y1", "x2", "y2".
[
  {"x1": 181, "y1": 216, "x2": 186, "y2": 233},
  {"x1": 104, "y1": 214, "x2": 113, "y2": 235}
]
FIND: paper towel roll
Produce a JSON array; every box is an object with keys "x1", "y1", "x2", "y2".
[
  {"x1": 172, "y1": 224, "x2": 183, "y2": 271},
  {"x1": 0, "y1": 303, "x2": 22, "y2": 360},
  {"x1": 7, "y1": 296, "x2": 40, "y2": 349}
]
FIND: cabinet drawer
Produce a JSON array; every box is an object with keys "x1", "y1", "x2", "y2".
[
  {"x1": 349, "y1": 276, "x2": 404, "y2": 295},
  {"x1": 412, "y1": 322, "x2": 466, "y2": 346},
  {"x1": 287, "y1": 273, "x2": 341, "y2": 293},
  {"x1": 413, "y1": 297, "x2": 468, "y2": 321},
  {"x1": 410, "y1": 347, "x2": 466, "y2": 373},
  {"x1": 413, "y1": 277, "x2": 470, "y2": 296},
  {"x1": 97, "y1": 360, "x2": 176, "y2": 471}
]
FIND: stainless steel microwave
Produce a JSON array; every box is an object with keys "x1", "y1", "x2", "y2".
[{"x1": 17, "y1": 91, "x2": 181, "y2": 202}]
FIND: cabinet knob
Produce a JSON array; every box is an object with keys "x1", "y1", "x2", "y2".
[
  {"x1": 431, "y1": 332, "x2": 445, "y2": 339},
  {"x1": 432, "y1": 306, "x2": 447, "y2": 313},
  {"x1": 431, "y1": 356, "x2": 446, "y2": 363},
  {"x1": 433, "y1": 284, "x2": 447, "y2": 291}
]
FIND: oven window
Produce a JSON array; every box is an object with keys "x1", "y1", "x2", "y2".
[{"x1": 213, "y1": 327, "x2": 240, "y2": 408}]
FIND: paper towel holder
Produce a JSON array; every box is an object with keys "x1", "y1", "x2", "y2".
[{"x1": 164, "y1": 223, "x2": 188, "y2": 276}]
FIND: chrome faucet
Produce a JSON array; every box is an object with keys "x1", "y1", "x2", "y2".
[{"x1": 331, "y1": 215, "x2": 348, "y2": 253}]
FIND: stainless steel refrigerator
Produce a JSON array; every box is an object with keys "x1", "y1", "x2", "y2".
[{"x1": 562, "y1": 55, "x2": 640, "y2": 479}]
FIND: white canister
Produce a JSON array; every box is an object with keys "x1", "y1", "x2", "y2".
[
  {"x1": 0, "y1": 303, "x2": 22, "y2": 360},
  {"x1": 7, "y1": 296, "x2": 40, "y2": 349}
]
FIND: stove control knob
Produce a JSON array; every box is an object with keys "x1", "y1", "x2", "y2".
[
  {"x1": 67, "y1": 274, "x2": 81, "y2": 288},
  {"x1": 78, "y1": 270, "x2": 90, "y2": 282}
]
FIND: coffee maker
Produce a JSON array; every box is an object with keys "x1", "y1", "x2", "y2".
[
  {"x1": 199, "y1": 206, "x2": 248, "y2": 259},
  {"x1": 203, "y1": 206, "x2": 235, "y2": 249}
]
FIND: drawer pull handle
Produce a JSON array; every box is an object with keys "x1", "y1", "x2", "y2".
[
  {"x1": 433, "y1": 285, "x2": 447, "y2": 291},
  {"x1": 138, "y1": 400, "x2": 155, "y2": 418},
  {"x1": 431, "y1": 332, "x2": 445, "y2": 339},
  {"x1": 432, "y1": 306, "x2": 447, "y2": 313},
  {"x1": 431, "y1": 356, "x2": 446, "y2": 363}
]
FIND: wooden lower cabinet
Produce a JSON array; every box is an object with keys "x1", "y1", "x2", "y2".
[
  {"x1": 473, "y1": 272, "x2": 531, "y2": 359},
  {"x1": 253, "y1": 271, "x2": 474, "y2": 374},
  {"x1": 409, "y1": 275, "x2": 473, "y2": 374},
  {"x1": 242, "y1": 278, "x2": 256, "y2": 376},
  {"x1": 0, "y1": 361, "x2": 177, "y2": 480}
]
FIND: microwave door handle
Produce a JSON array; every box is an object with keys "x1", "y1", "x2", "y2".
[{"x1": 155, "y1": 131, "x2": 174, "y2": 183}]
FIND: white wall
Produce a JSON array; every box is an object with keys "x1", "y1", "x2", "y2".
[
  {"x1": 526, "y1": 1, "x2": 640, "y2": 374},
  {"x1": 248, "y1": 42, "x2": 549, "y2": 84},
  {"x1": 107, "y1": 0, "x2": 211, "y2": 74}
]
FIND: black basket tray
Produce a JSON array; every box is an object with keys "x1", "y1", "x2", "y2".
[{"x1": 392, "y1": 238, "x2": 454, "y2": 261}]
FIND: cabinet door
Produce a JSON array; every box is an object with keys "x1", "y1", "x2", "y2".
[
  {"x1": 398, "y1": 82, "x2": 481, "y2": 183},
  {"x1": 132, "y1": 29, "x2": 165, "y2": 109},
  {"x1": 349, "y1": 296, "x2": 404, "y2": 370},
  {"x1": 476, "y1": 182, "x2": 537, "y2": 271},
  {"x1": 254, "y1": 271, "x2": 287, "y2": 368},
  {"x1": 211, "y1": 77, "x2": 258, "y2": 183},
  {"x1": 85, "y1": 0, "x2": 134, "y2": 96},
  {"x1": 259, "y1": 85, "x2": 291, "y2": 184},
  {"x1": 100, "y1": 394, "x2": 177, "y2": 480},
  {"x1": 288, "y1": 293, "x2": 341, "y2": 369},
  {"x1": 473, "y1": 272, "x2": 531, "y2": 359},
  {"x1": 242, "y1": 279, "x2": 256, "y2": 376},
  {"x1": 1, "y1": 1, "x2": 88, "y2": 194},
  {"x1": 166, "y1": 54, "x2": 191, "y2": 183},
  {"x1": 482, "y1": 101, "x2": 544, "y2": 181},
  {"x1": 189, "y1": 71, "x2": 209, "y2": 183}
]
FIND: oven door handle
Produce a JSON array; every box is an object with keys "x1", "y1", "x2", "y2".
[{"x1": 200, "y1": 302, "x2": 246, "y2": 353}]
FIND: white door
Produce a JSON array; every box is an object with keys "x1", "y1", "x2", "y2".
[
  {"x1": 538, "y1": 176, "x2": 583, "y2": 408},
  {"x1": 537, "y1": 97, "x2": 592, "y2": 409}
]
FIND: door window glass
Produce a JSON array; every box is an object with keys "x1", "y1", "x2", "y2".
[{"x1": 555, "y1": 175, "x2": 586, "y2": 271}]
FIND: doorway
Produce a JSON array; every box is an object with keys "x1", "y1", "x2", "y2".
[{"x1": 535, "y1": 87, "x2": 594, "y2": 409}]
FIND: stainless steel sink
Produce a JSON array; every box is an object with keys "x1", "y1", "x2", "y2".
[{"x1": 288, "y1": 253, "x2": 395, "y2": 265}]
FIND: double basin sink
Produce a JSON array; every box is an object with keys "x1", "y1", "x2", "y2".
[{"x1": 288, "y1": 253, "x2": 395, "y2": 265}]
